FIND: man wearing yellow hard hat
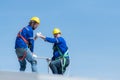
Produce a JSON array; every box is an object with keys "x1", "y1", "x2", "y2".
[
  {"x1": 36, "y1": 28, "x2": 70, "y2": 75},
  {"x1": 15, "y1": 17, "x2": 40, "y2": 72}
]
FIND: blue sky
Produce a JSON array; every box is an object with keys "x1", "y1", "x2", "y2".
[{"x1": 0, "y1": 0, "x2": 120, "y2": 80}]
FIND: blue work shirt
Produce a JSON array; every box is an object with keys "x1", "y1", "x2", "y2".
[
  {"x1": 45, "y1": 37, "x2": 69, "y2": 59},
  {"x1": 15, "y1": 25, "x2": 34, "y2": 52}
]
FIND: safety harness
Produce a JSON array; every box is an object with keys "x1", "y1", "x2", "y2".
[
  {"x1": 54, "y1": 46, "x2": 69, "y2": 74},
  {"x1": 17, "y1": 28, "x2": 29, "y2": 45},
  {"x1": 17, "y1": 27, "x2": 29, "y2": 60}
]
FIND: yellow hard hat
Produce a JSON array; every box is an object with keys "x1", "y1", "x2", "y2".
[
  {"x1": 53, "y1": 28, "x2": 61, "y2": 34},
  {"x1": 30, "y1": 16, "x2": 40, "y2": 24}
]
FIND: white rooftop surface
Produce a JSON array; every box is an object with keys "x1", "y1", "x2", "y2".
[{"x1": 0, "y1": 71, "x2": 98, "y2": 80}]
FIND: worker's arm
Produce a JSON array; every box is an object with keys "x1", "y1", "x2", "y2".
[
  {"x1": 36, "y1": 33, "x2": 46, "y2": 40},
  {"x1": 45, "y1": 37, "x2": 60, "y2": 43},
  {"x1": 37, "y1": 33, "x2": 62, "y2": 43},
  {"x1": 27, "y1": 30, "x2": 34, "y2": 52}
]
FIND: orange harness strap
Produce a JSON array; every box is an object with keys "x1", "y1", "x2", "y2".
[
  {"x1": 18, "y1": 51, "x2": 26, "y2": 60},
  {"x1": 17, "y1": 28, "x2": 29, "y2": 44}
]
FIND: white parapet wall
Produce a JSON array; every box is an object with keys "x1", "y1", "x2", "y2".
[{"x1": 0, "y1": 71, "x2": 97, "y2": 80}]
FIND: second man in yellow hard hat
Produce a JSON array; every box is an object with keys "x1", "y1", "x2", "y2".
[{"x1": 36, "y1": 28, "x2": 70, "y2": 75}]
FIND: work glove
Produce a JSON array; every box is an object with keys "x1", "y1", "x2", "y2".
[
  {"x1": 34, "y1": 32, "x2": 42, "y2": 40},
  {"x1": 32, "y1": 53, "x2": 38, "y2": 58},
  {"x1": 46, "y1": 58, "x2": 51, "y2": 62},
  {"x1": 36, "y1": 32, "x2": 42, "y2": 37}
]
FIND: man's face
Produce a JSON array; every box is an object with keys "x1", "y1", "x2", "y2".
[
  {"x1": 54, "y1": 33, "x2": 61, "y2": 38},
  {"x1": 32, "y1": 23, "x2": 39, "y2": 30},
  {"x1": 54, "y1": 34, "x2": 58, "y2": 38}
]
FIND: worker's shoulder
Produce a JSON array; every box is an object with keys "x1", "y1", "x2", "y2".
[
  {"x1": 24, "y1": 25, "x2": 33, "y2": 32},
  {"x1": 57, "y1": 37, "x2": 66, "y2": 41}
]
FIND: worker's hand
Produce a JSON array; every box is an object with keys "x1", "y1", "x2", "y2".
[
  {"x1": 32, "y1": 53, "x2": 38, "y2": 58},
  {"x1": 36, "y1": 32, "x2": 42, "y2": 37},
  {"x1": 37, "y1": 33, "x2": 46, "y2": 40},
  {"x1": 46, "y1": 58, "x2": 51, "y2": 61},
  {"x1": 34, "y1": 33, "x2": 38, "y2": 40},
  {"x1": 34, "y1": 32, "x2": 42, "y2": 40}
]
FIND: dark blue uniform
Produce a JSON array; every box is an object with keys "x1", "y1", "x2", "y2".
[
  {"x1": 45, "y1": 36, "x2": 70, "y2": 74},
  {"x1": 45, "y1": 37, "x2": 69, "y2": 59},
  {"x1": 15, "y1": 25, "x2": 34, "y2": 52}
]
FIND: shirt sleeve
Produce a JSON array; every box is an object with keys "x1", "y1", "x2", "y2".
[
  {"x1": 27, "y1": 30, "x2": 34, "y2": 52},
  {"x1": 45, "y1": 37, "x2": 62, "y2": 43}
]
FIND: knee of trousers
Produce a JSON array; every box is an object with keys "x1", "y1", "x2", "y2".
[
  {"x1": 31, "y1": 60, "x2": 37, "y2": 65},
  {"x1": 49, "y1": 61, "x2": 54, "y2": 67}
]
